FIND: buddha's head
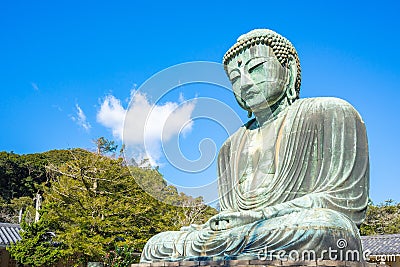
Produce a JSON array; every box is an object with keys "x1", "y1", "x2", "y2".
[{"x1": 223, "y1": 29, "x2": 301, "y2": 114}]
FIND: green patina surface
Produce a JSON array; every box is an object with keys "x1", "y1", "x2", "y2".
[{"x1": 140, "y1": 29, "x2": 370, "y2": 262}]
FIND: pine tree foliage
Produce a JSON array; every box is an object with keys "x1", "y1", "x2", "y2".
[
  {"x1": 360, "y1": 199, "x2": 400, "y2": 235},
  {"x1": 7, "y1": 145, "x2": 217, "y2": 266},
  {"x1": 0, "y1": 148, "x2": 90, "y2": 223}
]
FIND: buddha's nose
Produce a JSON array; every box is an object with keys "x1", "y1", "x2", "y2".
[{"x1": 240, "y1": 73, "x2": 253, "y2": 91}]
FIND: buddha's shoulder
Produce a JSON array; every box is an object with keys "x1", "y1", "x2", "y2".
[
  {"x1": 295, "y1": 97, "x2": 354, "y2": 109},
  {"x1": 291, "y1": 97, "x2": 364, "y2": 124},
  {"x1": 293, "y1": 97, "x2": 360, "y2": 114}
]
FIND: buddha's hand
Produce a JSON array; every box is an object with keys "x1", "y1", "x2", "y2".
[{"x1": 208, "y1": 210, "x2": 264, "y2": 231}]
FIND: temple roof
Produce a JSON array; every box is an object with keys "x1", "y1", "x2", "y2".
[
  {"x1": 361, "y1": 234, "x2": 400, "y2": 255},
  {"x1": 0, "y1": 223, "x2": 21, "y2": 248}
]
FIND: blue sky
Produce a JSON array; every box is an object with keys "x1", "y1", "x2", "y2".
[{"x1": 0, "y1": 1, "x2": 399, "y2": 205}]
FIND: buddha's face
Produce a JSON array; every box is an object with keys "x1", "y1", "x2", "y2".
[{"x1": 226, "y1": 45, "x2": 290, "y2": 113}]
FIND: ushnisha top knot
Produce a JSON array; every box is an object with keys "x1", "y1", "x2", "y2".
[{"x1": 223, "y1": 29, "x2": 301, "y2": 94}]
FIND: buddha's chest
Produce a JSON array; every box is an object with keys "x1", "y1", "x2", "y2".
[{"x1": 236, "y1": 117, "x2": 284, "y2": 193}]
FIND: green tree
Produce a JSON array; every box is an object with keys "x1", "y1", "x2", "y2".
[
  {"x1": 94, "y1": 137, "x2": 118, "y2": 156},
  {"x1": 9, "y1": 148, "x2": 216, "y2": 266},
  {"x1": 0, "y1": 196, "x2": 36, "y2": 224},
  {"x1": 0, "y1": 149, "x2": 91, "y2": 223},
  {"x1": 7, "y1": 219, "x2": 66, "y2": 267},
  {"x1": 0, "y1": 151, "x2": 34, "y2": 201},
  {"x1": 360, "y1": 199, "x2": 400, "y2": 235},
  {"x1": 103, "y1": 244, "x2": 138, "y2": 267},
  {"x1": 0, "y1": 149, "x2": 90, "y2": 203},
  {"x1": 128, "y1": 166, "x2": 217, "y2": 227}
]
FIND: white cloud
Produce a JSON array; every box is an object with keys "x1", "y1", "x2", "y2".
[
  {"x1": 72, "y1": 104, "x2": 91, "y2": 131},
  {"x1": 96, "y1": 95, "x2": 126, "y2": 139},
  {"x1": 97, "y1": 92, "x2": 196, "y2": 166},
  {"x1": 31, "y1": 82, "x2": 39, "y2": 91}
]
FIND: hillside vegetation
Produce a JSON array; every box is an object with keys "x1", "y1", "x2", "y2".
[{"x1": 0, "y1": 139, "x2": 216, "y2": 266}]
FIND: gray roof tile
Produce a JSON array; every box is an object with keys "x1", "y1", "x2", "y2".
[
  {"x1": 361, "y1": 234, "x2": 400, "y2": 255},
  {"x1": 0, "y1": 223, "x2": 21, "y2": 247}
]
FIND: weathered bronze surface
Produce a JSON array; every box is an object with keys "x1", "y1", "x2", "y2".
[{"x1": 140, "y1": 29, "x2": 369, "y2": 262}]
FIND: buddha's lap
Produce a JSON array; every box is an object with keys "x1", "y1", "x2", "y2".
[{"x1": 144, "y1": 208, "x2": 360, "y2": 251}]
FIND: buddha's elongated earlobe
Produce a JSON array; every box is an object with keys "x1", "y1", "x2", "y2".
[
  {"x1": 287, "y1": 85, "x2": 297, "y2": 103},
  {"x1": 286, "y1": 55, "x2": 298, "y2": 104}
]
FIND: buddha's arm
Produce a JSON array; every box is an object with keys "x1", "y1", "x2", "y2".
[{"x1": 258, "y1": 98, "x2": 369, "y2": 225}]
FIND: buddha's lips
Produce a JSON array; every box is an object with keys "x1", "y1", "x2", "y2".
[{"x1": 243, "y1": 90, "x2": 259, "y2": 99}]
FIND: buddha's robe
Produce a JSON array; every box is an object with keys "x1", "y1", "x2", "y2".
[{"x1": 140, "y1": 97, "x2": 369, "y2": 262}]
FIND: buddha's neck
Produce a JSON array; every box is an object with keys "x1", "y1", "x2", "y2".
[{"x1": 253, "y1": 97, "x2": 290, "y2": 127}]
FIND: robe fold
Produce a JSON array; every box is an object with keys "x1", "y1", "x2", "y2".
[{"x1": 140, "y1": 97, "x2": 369, "y2": 262}]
